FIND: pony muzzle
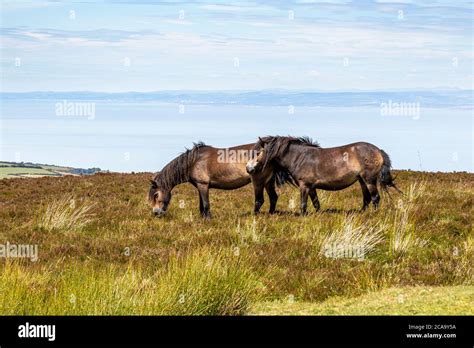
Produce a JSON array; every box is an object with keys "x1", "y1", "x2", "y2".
[
  {"x1": 246, "y1": 163, "x2": 256, "y2": 174},
  {"x1": 153, "y1": 207, "x2": 166, "y2": 217}
]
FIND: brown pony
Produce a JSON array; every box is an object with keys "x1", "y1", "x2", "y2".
[
  {"x1": 246, "y1": 136, "x2": 402, "y2": 215},
  {"x1": 148, "y1": 142, "x2": 289, "y2": 218}
]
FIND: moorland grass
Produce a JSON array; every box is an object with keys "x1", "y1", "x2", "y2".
[
  {"x1": 0, "y1": 247, "x2": 259, "y2": 315},
  {"x1": 0, "y1": 170, "x2": 472, "y2": 314}
]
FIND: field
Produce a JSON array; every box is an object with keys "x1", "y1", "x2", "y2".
[
  {"x1": 0, "y1": 170, "x2": 472, "y2": 315},
  {"x1": 0, "y1": 166, "x2": 61, "y2": 179},
  {"x1": 0, "y1": 161, "x2": 100, "y2": 179}
]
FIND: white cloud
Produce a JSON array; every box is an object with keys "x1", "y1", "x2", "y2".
[{"x1": 22, "y1": 31, "x2": 51, "y2": 41}]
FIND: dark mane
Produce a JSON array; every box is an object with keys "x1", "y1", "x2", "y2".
[
  {"x1": 152, "y1": 142, "x2": 208, "y2": 191},
  {"x1": 297, "y1": 136, "x2": 320, "y2": 148},
  {"x1": 260, "y1": 136, "x2": 320, "y2": 169}
]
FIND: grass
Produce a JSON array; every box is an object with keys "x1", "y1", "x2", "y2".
[
  {"x1": 0, "y1": 247, "x2": 259, "y2": 315},
  {"x1": 0, "y1": 170, "x2": 472, "y2": 315},
  {"x1": 251, "y1": 286, "x2": 474, "y2": 315},
  {"x1": 319, "y1": 214, "x2": 385, "y2": 260},
  {"x1": 36, "y1": 196, "x2": 96, "y2": 232},
  {"x1": 0, "y1": 161, "x2": 87, "y2": 178},
  {"x1": 0, "y1": 167, "x2": 58, "y2": 179}
]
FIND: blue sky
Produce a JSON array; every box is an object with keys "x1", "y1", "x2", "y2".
[{"x1": 1, "y1": 0, "x2": 473, "y2": 92}]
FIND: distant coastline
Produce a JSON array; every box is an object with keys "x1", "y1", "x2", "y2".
[{"x1": 1, "y1": 90, "x2": 472, "y2": 108}]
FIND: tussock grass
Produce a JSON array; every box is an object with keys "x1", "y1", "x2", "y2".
[
  {"x1": 404, "y1": 181, "x2": 427, "y2": 203},
  {"x1": 319, "y1": 214, "x2": 385, "y2": 260},
  {"x1": 383, "y1": 181, "x2": 428, "y2": 257},
  {"x1": 155, "y1": 247, "x2": 260, "y2": 315},
  {"x1": 452, "y1": 235, "x2": 474, "y2": 285},
  {"x1": 37, "y1": 196, "x2": 95, "y2": 232},
  {"x1": 389, "y1": 204, "x2": 425, "y2": 257}
]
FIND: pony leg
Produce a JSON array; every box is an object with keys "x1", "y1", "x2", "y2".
[
  {"x1": 309, "y1": 189, "x2": 320, "y2": 211},
  {"x1": 253, "y1": 182, "x2": 265, "y2": 214},
  {"x1": 198, "y1": 192, "x2": 204, "y2": 215},
  {"x1": 366, "y1": 182, "x2": 380, "y2": 209},
  {"x1": 300, "y1": 186, "x2": 310, "y2": 216},
  {"x1": 264, "y1": 177, "x2": 278, "y2": 214},
  {"x1": 197, "y1": 183, "x2": 211, "y2": 219},
  {"x1": 358, "y1": 177, "x2": 372, "y2": 211}
]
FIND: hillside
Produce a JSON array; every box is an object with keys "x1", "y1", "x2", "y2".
[{"x1": 0, "y1": 161, "x2": 101, "y2": 179}]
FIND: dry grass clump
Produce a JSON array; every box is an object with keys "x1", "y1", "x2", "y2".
[
  {"x1": 389, "y1": 204, "x2": 426, "y2": 257},
  {"x1": 319, "y1": 214, "x2": 385, "y2": 260},
  {"x1": 388, "y1": 182, "x2": 427, "y2": 256},
  {"x1": 37, "y1": 196, "x2": 95, "y2": 232}
]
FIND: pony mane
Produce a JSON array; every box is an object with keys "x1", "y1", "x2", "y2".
[
  {"x1": 260, "y1": 136, "x2": 320, "y2": 169},
  {"x1": 152, "y1": 142, "x2": 208, "y2": 191},
  {"x1": 296, "y1": 136, "x2": 320, "y2": 148}
]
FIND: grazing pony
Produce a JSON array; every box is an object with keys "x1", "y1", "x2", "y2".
[
  {"x1": 148, "y1": 142, "x2": 290, "y2": 218},
  {"x1": 246, "y1": 136, "x2": 401, "y2": 215}
]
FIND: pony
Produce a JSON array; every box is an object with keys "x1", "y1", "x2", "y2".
[
  {"x1": 148, "y1": 142, "x2": 290, "y2": 218},
  {"x1": 246, "y1": 136, "x2": 402, "y2": 215}
]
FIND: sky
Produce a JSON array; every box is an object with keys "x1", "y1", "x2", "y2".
[
  {"x1": 1, "y1": 0, "x2": 473, "y2": 92},
  {"x1": 0, "y1": 1, "x2": 472, "y2": 172}
]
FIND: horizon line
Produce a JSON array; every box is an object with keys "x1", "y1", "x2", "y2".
[{"x1": 1, "y1": 88, "x2": 473, "y2": 94}]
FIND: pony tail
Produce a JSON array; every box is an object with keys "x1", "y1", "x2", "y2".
[{"x1": 379, "y1": 150, "x2": 403, "y2": 194}]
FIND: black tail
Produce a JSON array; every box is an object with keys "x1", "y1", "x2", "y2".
[
  {"x1": 379, "y1": 150, "x2": 403, "y2": 194},
  {"x1": 274, "y1": 165, "x2": 297, "y2": 187}
]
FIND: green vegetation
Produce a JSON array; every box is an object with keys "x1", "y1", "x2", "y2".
[
  {"x1": 0, "y1": 248, "x2": 258, "y2": 315},
  {"x1": 251, "y1": 286, "x2": 474, "y2": 315},
  {"x1": 0, "y1": 170, "x2": 472, "y2": 315},
  {"x1": 0, "y1": 161, "x2": 101, "y2": 178},
  {"x1": 0, "y1": 166, "x2": 58, "y2": 179}
]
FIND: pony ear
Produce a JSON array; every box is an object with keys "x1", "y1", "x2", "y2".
[{"x1": 150, "y1": 180, "x2": 158, "y2": 188}]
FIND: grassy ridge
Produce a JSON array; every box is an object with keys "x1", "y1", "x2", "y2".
[{"x1": 0, "y1": 170, "x2": 472, "y2": 315}]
